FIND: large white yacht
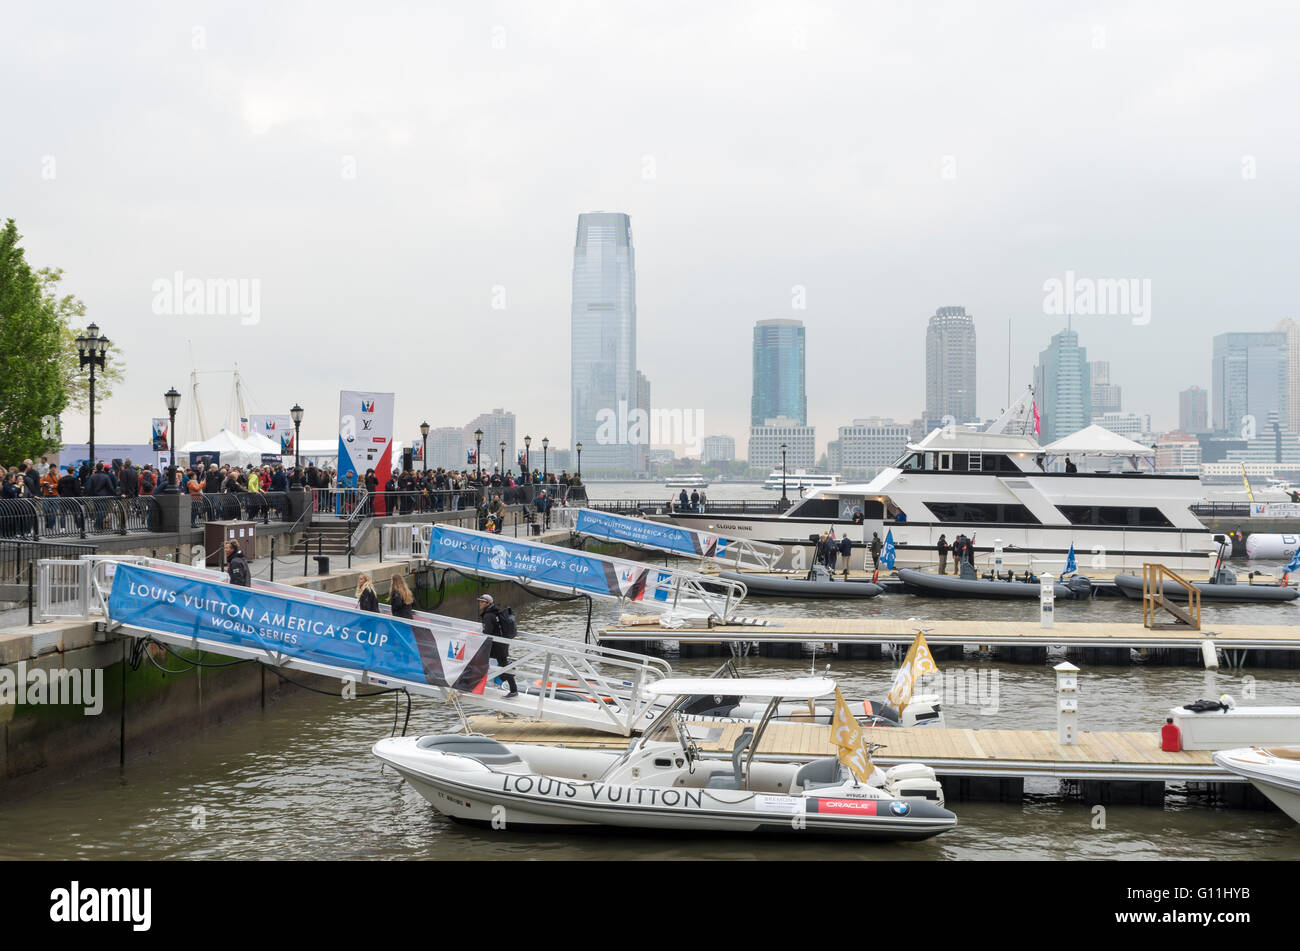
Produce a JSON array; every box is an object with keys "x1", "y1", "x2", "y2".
[{"x1": 670, "y1": 394, "x2": 1222, "y2": 575}]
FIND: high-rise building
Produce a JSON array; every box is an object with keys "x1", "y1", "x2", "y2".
[
  {"x1": 751, "y1": 319, "x2": 806, "y2": 426},
  {"x1": 833, "y1": 417, "x2": 911, "y2": 478},
  {"x1": 463, "y1": 408, "x2": 516, "y2": 473},
  {"x1": 1154, "y1": 432, "x2": 1202, "y2": 475},
  {"x1": 1179, "y1": 386, "x2": 1209, "y2": 434},
  {"x1": 747, "y1": 417, "x2": 815, "y2": 468},
  {"x1": 1090, "y1": 361, "x2": 1122, "y2": 415},
  {"x1": 1276, "y1": 318, "x2": 1300, "y2": 434},
  {"x1": 701, "y1": 435, "x2": 735, "y2": 464},
  {"x1": 426, "y1": 426, "x2": 467, "y2": 471},
  {"x1": 635, "y1": 370, "x2": 651, "y2": 473},
  {"x1": 1034, "y1": 327, "x2": 1091, "y2": 443},
  {"x1": 571, "y1": 212, "x2": 641, "y2": 473},
  {"x1": 1211, "y1": 332, "x2": 1288, "y2": 435},
  {"x1": 925, "y1": 306, "x2": 977, "y2": 426}
]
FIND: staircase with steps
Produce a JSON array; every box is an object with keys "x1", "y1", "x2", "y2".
[{"x1": 290, "y1": 523, "x2": 355, "y2": 556}]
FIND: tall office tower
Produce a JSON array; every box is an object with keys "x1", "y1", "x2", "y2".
[
  {"x1": 1276, "y1": 318, "x2": 1300, "y2": 434},
  {"x1": 925, "y1": 306, "x2": 977, "y2": 426},
  {"x1": 635, "y1": 370, "x2": 651, "y2": 473},
  {"x1": 1179, "y1": 386, "x2": 1209, "y2": 434},
  {"x1": 1211, "y1": 332, "x2": 1288, "y2": 435},
  {"x1": 751, "y1": 319, "x2": 807, "y2": 426},
  {"x1": 463, "y1": 408, "x2": 517, "y2": 473},
  {"x1": 571, "y1": 212, "x2": 641, "y2": 473},
  {"x1": 1033, "y1": 327, "x2": 1091, "y2": 443},
  {"x1": 1090, "y1": 361, "x2": 1122, "y2": 415}
]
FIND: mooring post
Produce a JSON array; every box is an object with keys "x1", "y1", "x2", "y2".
[
  {"x1": 1056, "y1": 661, "x2": 1079, "y2": 746},
  {"x1": 1040, "y1": 572, "x2": 1055, "y2": 628}
]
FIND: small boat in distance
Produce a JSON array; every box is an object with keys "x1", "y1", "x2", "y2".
[
  {"x1": 665, "y1": 474, "x2": 710, "y2": 489},
  {"x1": 762, "y1": 469, "x2": 842, "y2": 491}
]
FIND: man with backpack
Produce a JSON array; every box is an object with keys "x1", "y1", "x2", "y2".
[{"x1": 478, "y1": 594, "x2": 518, "y2": 698}]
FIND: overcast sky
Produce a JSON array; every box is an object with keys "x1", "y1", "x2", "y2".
[{"x1": 4, "y1": 1, "x2": 1296, "y2": 457}]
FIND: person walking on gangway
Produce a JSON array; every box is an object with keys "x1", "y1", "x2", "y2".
[{"x1": 479, "y1": 594, "x2": 518, "y2": 698}]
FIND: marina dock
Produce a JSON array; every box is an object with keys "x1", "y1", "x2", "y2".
[
  {"x1": 466, "y1": 715, "x2": 1259, "y2": 805},
  {"x1": 597, "y1": 616, "x2": 1300, "y2": 667}
]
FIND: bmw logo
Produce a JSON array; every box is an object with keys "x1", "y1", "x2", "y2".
[{"x1": 889, "y1": 801, "x2": 911, "y2": 816}]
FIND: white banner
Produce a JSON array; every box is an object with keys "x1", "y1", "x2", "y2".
[
  {"x1": 250, "y1": 414, "x2": 295, "y2": 456},
  {"x1": 338, "y1": 391, "x2": 395, "y2": 510},
  {"x1": 1251, "y1": 503, "x2": 1300, "y2": 518}
]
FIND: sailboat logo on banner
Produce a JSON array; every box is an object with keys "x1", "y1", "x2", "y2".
[
  {"x1": 360, "y1": 399, "x2": 375, "y2": 413},
  {"x1": 446, "y1": 639, "x2": 466, "y2": 662}
]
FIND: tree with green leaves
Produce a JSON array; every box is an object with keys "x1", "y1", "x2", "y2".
[
  {"x1": 38, "y1": 266, "x2": 124, "y2": 413},
  {"x1": 0, "y1": 219, "x2": 69, "y2": 464}
]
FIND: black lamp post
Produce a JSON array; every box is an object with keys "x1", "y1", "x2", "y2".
[
  {"x1": 780, "y1": 442, "x2": 788, "y2": 508},
  {"x1": 524, "y1": 435, "x2": 531, "y2": 477},
  {"x1": 164, "y1": 387, "x2": 181, "y2": 486},
  {"x1": 474, "y1": 428, "x2": 483, "y2": 482},
  {"x1": 74, "y1": 323, "x2": 111, "y2": 469},
  {"x1": 420, "y1": 421, "x2": 430, "y2": 472},
  {"x1": 499, "y1": 440, "x2": 505, "y2": 476},
  {"x1": 542, "y1": 437, "x2": 549, "y2": 482},
  {"x1": 576, "y1": 441, "x2": 582, "y2": 479},
  {"x1": 290, "y1": 403, "x2": 304, "y2": 469}
]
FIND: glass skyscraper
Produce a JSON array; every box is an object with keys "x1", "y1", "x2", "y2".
[
  {"x1": 751, "y1": 319, "x2": 806, "y2": 425},
  {"x1": 1034, "y1": 327, "x2": 1091, "y2": 443},
  {"x1": 571, "y1": 212, "x2": 641, "y2": 473},
  {"x1": 925, "y1": 306, "x2": 977, "y2": 425},
  {"x1": 1212, "y1": 332, "x2": 1288, "y2": 435}
]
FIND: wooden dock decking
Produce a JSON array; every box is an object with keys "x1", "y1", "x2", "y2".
[
  {"x1": 467, "y1": 715, "x2": 1234, "y2": 784},
  {"x1": 598, "y1": 616, "x2": 1300, "y2": 651}
]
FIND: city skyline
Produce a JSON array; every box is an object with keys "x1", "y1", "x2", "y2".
[{"x1": 6, "y1": 3, "x2": 1297, "y2": 461}]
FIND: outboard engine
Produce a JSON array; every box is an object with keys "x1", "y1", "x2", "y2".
[
  {"x1": 1064, "y1": 575, "x2": 1093, "y2": 600},
  {"x1": 884, "y1": 763, "x2": 946, "y2": 807}
]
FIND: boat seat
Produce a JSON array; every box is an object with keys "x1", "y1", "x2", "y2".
[
  {"x1": 416, "y1": 734, "x2": 523, "y2": 765},
  {"x1": 705, "y1": 728, "x2": 754, "y2": 789},
  {"x1": 796, "y1": 756, "x2": 845, "y2": 791}
]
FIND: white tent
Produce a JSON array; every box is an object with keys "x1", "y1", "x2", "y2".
[
  {"x1": 178, "y1": 428, "x2": 262, "y2": 468},
  {"x1": 243, "y1": 431, "x2": 282, "y2": 457},
  {"x1": 1042, "y1": 425, "x2": 1154, "y2": 472}
]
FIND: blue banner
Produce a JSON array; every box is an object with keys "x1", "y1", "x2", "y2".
[
  {"x1": 107, "y1": 564, "x2": 490, "y2": 693},
  {"x1": 574, "y1": 509, "x2": 717, "y2": 559},
  {"x1": 883, "y1": 529, "x2": 896, "y2": 570},
  {"x1": 427, "y1": 526, "x2": 649, "y2": 600}
]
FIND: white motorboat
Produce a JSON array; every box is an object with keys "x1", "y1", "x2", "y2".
[
  {"x1": 762, "y1": 469, "x2": 842, "y2": 491},
  {"x1": 665, "y1": 475, "x2": 710, "y2": 489},
  {"x1": 671, "y1": 393, "x2": 1223, "y2": 575},
  {"x1": 1212, "y1": 747, "x2": 1300, "y2": 823},
  {"x1": 374, "y1": 677, "x2": 956, "y2": 840}
]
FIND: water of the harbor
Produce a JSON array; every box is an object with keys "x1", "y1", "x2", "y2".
[{"x1": 2, "y1": 481, "x2": 1298, "y2": 860}]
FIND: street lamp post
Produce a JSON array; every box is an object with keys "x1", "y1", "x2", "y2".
[
  {"x1": 290, "y1": 403, "x2": 304, "y2": 470},
  {"x1": 164, "y1": 387, "x2": 182, "y2": 486},
  {"x1": 474, "y1": 428, "x2": 483, "y2": 483},
  {"x1": 780, "y1": 442, "x2": 788, "y2": 509},
  {"x1": 576, "y1": 441, "x2": 582, "y2": 480},
  {"x1": 74, "y1": 323, "x2": 111, "y2": 470},
  {"x1": 524, "y1": 435, "x2": 531, "y2": 477},
  {"x1": 499, "y1": 441, "x2": 505, "y2": 477},
  {"x1": 420, "y1": 421, "x2": 430, "y2": 472},
  {"x1": 542, "y1": 437, "x2": 549, "y2": 482}
]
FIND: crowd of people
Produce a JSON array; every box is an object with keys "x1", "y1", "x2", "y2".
[{"x1": 0, "y1": 454, "x2": 585, "y2": 538}]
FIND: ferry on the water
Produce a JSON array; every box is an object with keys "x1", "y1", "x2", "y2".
[
  {"x1": 669, "y1": 391, "x2": 1224, "y2": 575},
  {"x1": 665, "y1": 474, "x2": 710, "y2": 489},
  {"x1": 762, "y1": 469, "x2": 842, "y2": 491}
]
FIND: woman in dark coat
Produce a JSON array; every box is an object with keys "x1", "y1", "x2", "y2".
[
  {"x1": 356, "y1": 574, "x2": 379, "y2": 613},
  {"x1": 389, "y1": 574, "x2": 415, "y2": 619}
]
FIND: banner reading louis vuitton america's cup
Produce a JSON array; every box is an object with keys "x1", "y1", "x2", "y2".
[
  {"x1": 106, "y1": 564, "x2": 490, "y2": 694},
  {"x1": 338, "y1": 390, "x2": 394, "y2": 514}
]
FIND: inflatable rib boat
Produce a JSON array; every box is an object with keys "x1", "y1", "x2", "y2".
[
  {"x1": 1112, "y1": 572, "x2": 1299, "y2": 603},
  {"x1": 717, "y1": 569, "x2": 883, "y2": 599},
  {"x1": 374, "y1": 677, "x2": 956, "y2": 841},
  {"x1": 898, "y1": 568, "x2": 1092, "y2": 601}
]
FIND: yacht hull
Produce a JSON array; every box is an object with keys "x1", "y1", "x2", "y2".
[{"x1": 1212, "y1": 747, "x2": 1300, "y2": 823}]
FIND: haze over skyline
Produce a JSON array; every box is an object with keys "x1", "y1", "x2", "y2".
[{"x1": 4, "y1": 1, "x2": 1297, "y2": 457}]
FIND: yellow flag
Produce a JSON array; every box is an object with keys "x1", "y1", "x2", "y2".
[
  {"x1": 1241, "y1": 464, "x2": 1255, "y2": 503},
  {"x1": 886, "y1": 631, "x2": 940, "y2": 715},
  {"x1": 830, "y1": 687, "x2": 873, "y2": 783}
]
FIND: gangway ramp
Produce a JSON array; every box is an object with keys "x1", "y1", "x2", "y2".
[
  {"x1": 568, "y1": 508, "x2": 784, "y2": 571},
  {"x1": 387, "y1": 522, "x2": 748, "y2": 621},
  {"x1": 57, "y1": 557, "x2": 670, "y2": 735}
]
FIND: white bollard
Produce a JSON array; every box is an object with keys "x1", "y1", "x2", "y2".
[
  {"x1": 1055, "y1": 661, "x2": 1079, "y2": 745},
  {"x1": 1201, "y1": 639, "x2": 1219, "y2": 670},
  {"x1": 1040, "y1": 573, "x2": 1055, "y2": 628}
]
